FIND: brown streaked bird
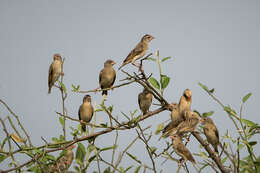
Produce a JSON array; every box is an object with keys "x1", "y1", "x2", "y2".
[
  {"x1": 171, "y1": 134, "x2": 198, "y2": 167},
  {"x1": 201, "y1": 117, "x2": 219, "y2": 153},
  {"x1": 172, "y1": 111, "x2": 200, "y2": 136},
  {"x1": 138, "y1": 88, "x2": 153, "y2": 115},
  {"x1": 99, "y1": 59, "x2": 116, "y2": 96},
  {"x1": 78, "y1": 95, "x2": 94, "y2": 132},
  {"x1": 118, "y1": 34, "x2": 154, "y2": 70},
  {"x1": 161, "y1": 89, "x2": 192, "y2": 138},
  {"x1": 48, "y1": 145, "x2": 75, "y2": 173},
  {"x1": 48, "y1": 54, "x2": 63, "y2": 94}
]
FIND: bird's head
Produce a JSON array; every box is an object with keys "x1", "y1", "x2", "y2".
[
  {"x1": 200, "y1": 117, "x2": 213, "y2": 125},
  {"x1": 104, "y1": 59, "x2": 116, "y2": 67},
  {"x1": 170, "y1": 134, "x2": 180, "y2": 141},
  {"x1": 141, "y1": 34, "x2": 155, "y2": 43},
  {"x1": 183, "y1": 89, "x2": 192, "y2": 102},
  {"x1": 53, "y1": 54, "x2": 62, "y2": 61},
  {"x1": 83, "y1": 95, "x2": 91, "y2": 102}
]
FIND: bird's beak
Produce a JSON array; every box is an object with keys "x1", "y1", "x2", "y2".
[
  {"x1": 112, "y1": 61, "x2": 116, "y2": 65},
  {"x1": 71, "y1": 145, "x2": 75, "y2": 149},
  {"x1": 170, "y1": 135, "x2": 174, "y2": 140},
  {"x1": 150, "y1": 36, "x2": 155, "y2": 40},
  {"x1": 200, "y1": 119, "x2": 204, "y2": 123}
]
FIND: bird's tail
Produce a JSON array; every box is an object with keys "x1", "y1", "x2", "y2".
[
  {"x1": 102, "y1": 90, "x2": 108, "y2": 96},
  {"x1": 81, "y1": 124, "x2": 86, "y2": 132},
  {"x1": 48, "y1": 87, "x2": 51, "y2": 94}
]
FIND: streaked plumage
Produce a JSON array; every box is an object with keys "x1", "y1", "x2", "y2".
[
  {"x1": 99, "y1": 59, "x2": 116, "y2": 96},
  {"x1": 171, "y1": 134, "x2": 197, "y2": 165},
  {"x1": 48, "y1": 54, "x2": 63, "y2": 94},
  {"x1": 78, "y1": 95, "x2": 94, "y2": 131},
  {"x1": 161, "y1": 89, "x2": 192, "y2": 138},
  {"x1": 171, "y1": 111, "x2": 200, "y2": 136},
  {"x1": 118, "y1": 34, "x2": 154, "y2": 70},
  {"x1": 201, "y1": 117, "x2": 219, "y2": 153},
  {"x1": 138, "y1": 88, "x2": 153, "y2": 115}
]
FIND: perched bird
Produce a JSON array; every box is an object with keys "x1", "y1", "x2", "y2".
[
  {"x1": 99, "y1": 59, "x2": 116, "y2": 96},
  {"x1": 48, "y1": 145, "x2": 75, "y2": 173},
  {"x1": 201, "y1": 117, "x2": 219, "y2": 153},
  {"x1": 48, "y1": 54, "x2": 63, "y2": 94},
  {"x1": 78, "y1": 95, "x2": 94, "y2": 132},
  {"x1": 118, "y1": 34, "x2": 154, "y2": 70},
  {"x1": 172, "y1": 111, "x2": 200, "y2": 136},
  {"x1": 138, "y1": 88, "x2": 153, "y2": 115},
  {"x1": 171, "y1": 134, "x2": 197, "y2": 167},
  {"x1": 161, "y1": 89, "x2": 192, "y2": 138}
]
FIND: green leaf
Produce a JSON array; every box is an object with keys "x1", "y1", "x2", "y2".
[
  {"x1": 76, "y1": 143, "x2": 86, "y2": 164},
  {"x1": 248, "y1": 141, "x2": 257, "y2": 146},
  {"x1": 238, "y1": 144, "x2": 244, "y2": 150},
  {"x1": 100, "y1": 145, "x2": 117, "y2": 152},
  {"x1": 134, "y1": 165, "x2": 142, "y2": 173},
  {"x1": 150, "y1": 146, "x2": 157, "y2": 154},
  {"x1": 59, "y1": 117, "x2": 65, "y2": 128},
  {"x1": 242, "y1": 93, "x2": 252, "y2": 103},
  {"x1": 160, "y1": 75, "x2": 170, "y2": 89},
  {"x1": 161, "y1": 56, "x2": 171, "y2": 62},
  {"x1": 88, "y1": 155, "x2": 96, "y2": 163},
  {"x1": 198, "y1": 82, "x2": 209, "y2": 91},
  {"x1": 155, "y1": 123, "x2": 164, "y2": 135},
  {"x1": 104, "y1": 167, "x2": 111, "y2": 173},
  {"x1": 119, "y1": 166, "x2": 125, "y2": 173},
  {"x1": 58, "y1": 81, "x2": 67, "y2": 93},
  {"x1": 88, "y1": 144, "x2": 95, "y2": 153},
  {"x1": 0, "y1": 154, "x2": 6, "y2": 163},
  {"x1": 202, "y1": 111, "x2": 214, "y2": 117},
  {"x1": 125, "y1": 166, "x2": 133, "y2": 172},
  {"x1": 72, "y1": 84, "x2": 80, "y2": 92},
  {"x1": 121, "y1": 111, "x2": 131, "y2": 121},
  {"x1": 44, "y1": 154, "x2": 56, "y2": 161},
  {"x1": 241, "y1": 119, "x2": 256, "y2": 127},
  {"x1": 221, "y1": 157, "x2": 228, "y2": 164},
  {"x1": 126, "y1": 152, "x2": 141, "y2": 164},
  {"x1": 199, "y1": 163, "x2": 209, "y2": 172},
  {"x1": 149, "y1": 77, "x2": 160, "y2": 90},
  {"x1": 1, "y1": 136, "x2": 9, "y2": 150},
  {"x1": 147, "y1": 57, "x2": 156, "y2": 61}
]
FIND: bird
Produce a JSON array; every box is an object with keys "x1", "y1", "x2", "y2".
[
  {"x1": 99, "y1": 59, "x2": 116, "y2": 96},
  {"x1": 78, "y1": 95, "x2": 94, "y2": 132},
  {"x1": 118, "y1": 34, "x2": 154, "y2": 70},
  {"x1": 48, "y1": 54, "x2": 63, "y2": 94},
  {"x1": 174, "y1": 111, "x2": 200, "y2": 136},
  {"x1": 138, "y1": 88, "x2": 153, "y2": 115},
  {"x1": 48, "y1": 145, "x2": 75, "y2": 173},
  {"x1": 201, "y1": 117, "x2": 219, "y2": 153},
  {"x1": 161, "y1": 89, "x2": 192, "y2": 138},
  {"x1": 171, "y1": 134, "x2": 198, "y2": 167}
]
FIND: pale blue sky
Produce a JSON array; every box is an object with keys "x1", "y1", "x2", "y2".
[{"x1": 0, "y1": 1, "x2": 259, "y2": 172}]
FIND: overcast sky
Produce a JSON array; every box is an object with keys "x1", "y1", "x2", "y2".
[{"x1": 0, "y1": 1, "x2": 259, "y2": 172}]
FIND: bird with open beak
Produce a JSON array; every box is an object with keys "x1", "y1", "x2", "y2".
[
  {"x1": 48, "y1": 54, "x2": 63, "y2": 94},
  {"x1": 170, "y1": 134, "x2": 198, "y2": 169},
  {"x1": 201, "y1": 117, "x2": 220, "y2": 153},
  {"x1": 78, "y1": 95, "x2": 94, "y2": 132},
  {"x1": 118, "y1": 34, "x2": 154, "y2": 70},
  {"x1": 99, "y1": 59, "x2": 116, "y2": 96},
  {"x1": 161, "y1": 89, "x2": 192, "y2": 138},
  {"x1": 138, "y1": 88, "x2": 153, "y2": 115}
]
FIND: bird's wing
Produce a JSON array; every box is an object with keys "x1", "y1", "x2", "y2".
[
  {"x1": 48, "y1": 63, "x2": 54, "y2": 86},
  {"x1": 99, "y1": 69, "x2": 104, "y2": 85},
  {"x1": 215, "y1": 127, "x2": 219, "y2": 141},
  {"x1": 177, "y1": 142, "x2": 195, "y2": 162},
  {"x1": 78, "y1": 105, "x2": 82, "y2": 121},
  {"x1": 111, "y1": 68, "x2": 116, "y2": 86},
  {"x1": 123, "y1": 42, "x2": 144, "y2": 63}
]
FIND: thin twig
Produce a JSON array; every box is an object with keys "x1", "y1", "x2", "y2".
[{"x1": 0, "y1": 99, "x2": 33, "y2": 146}]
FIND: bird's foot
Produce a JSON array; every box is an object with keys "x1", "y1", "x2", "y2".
[
  {"x1": 94, "y1": 86, "x2": 100, "y2": 94},
  {"x1": 110, "y1": 86, "x2": 114, "y2": 91},
  {"x1": 80, "y1": 120, "x2": 84, "y2": 124},
  {"x1": 146, "y1": 111, "x2": 152, "y2": 116}
]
